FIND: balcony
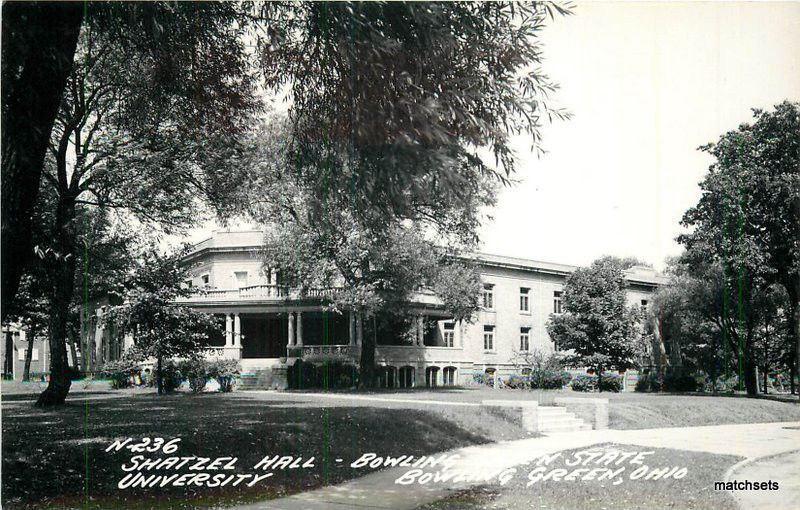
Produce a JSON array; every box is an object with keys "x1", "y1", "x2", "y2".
[
  {"x1": 175, "y1": 285, "x2": 341, "y2": 304},
  {"x1": 175, "y1": 285, "x2": 443, "y2": 307}
]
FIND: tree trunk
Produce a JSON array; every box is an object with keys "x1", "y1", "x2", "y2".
[
  {"x1": 80, "y1": 322, "x2": 90, "y2": 372},
  {"x1": 358, "y1": 316, "x2": 376, "y2": 389},
  {"x1": 788, "y1": 280, "x2": 800, "y2": 399},
  {"x1": 597, "y1": 365, "x2": 603, "y2": 393},
  {"x1": 743, "y1": 349, "x2": 758, "y2": 396},
  {"x1": 23, "y1": 326, "x2": 36, "y2": 381},
  {"x1": 156, "y1": 355, "x2": 163, "y2": 395},
  {"x1": 1, "y1": 3, "x2": 83, "y2": 321},
  {"x1": 35, "y1": 198, "x2": 77, "y2": 406},
  {"x1": 3, "y1": 330, "x2": 13, "y2": 377}
]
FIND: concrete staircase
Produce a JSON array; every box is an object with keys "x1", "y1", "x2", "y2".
[
  {"x1": 237, "y1": 370, "x2": 275, "y2": 390},
  {"x1": 537, "y1": 406, "x2": 592, "y2": 433}
]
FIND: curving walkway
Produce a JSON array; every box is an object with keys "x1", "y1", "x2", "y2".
[
  {"x1": 236, "y1": 421, "x2": 800, "y2": 510},
  {"x1": 728, "y1": 449, "x2": 800, "y2": 510}
]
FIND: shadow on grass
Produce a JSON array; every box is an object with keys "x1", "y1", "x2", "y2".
[{"x1": 2, "y1": 393, "x2": 490, "y2": 510}]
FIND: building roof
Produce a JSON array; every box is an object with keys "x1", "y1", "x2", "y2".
[{"x1": 186, "y1": 230, "x2": 668, "y2": 287}]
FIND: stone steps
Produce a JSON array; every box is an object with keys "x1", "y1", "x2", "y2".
[
  {"x1": 238, "y1": 370, "x2": 273, "y2": 390},
  {"x1": 536, "y1": 405, "x2": 591, "y2": 433}
]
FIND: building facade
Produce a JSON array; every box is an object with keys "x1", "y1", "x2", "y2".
[
  {"x1": 2, "y1": 325, "x2": 49, "y2": 381},
  {"x1": 172, "y1": 230, "x2": 666, "y2": 389}
]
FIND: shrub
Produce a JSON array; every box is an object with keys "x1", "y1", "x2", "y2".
[
  {"x1": 158, "y1": 360, "x2": 183, "y2": 393},
  {"x1": 571, "y1": 372, "x2": 621, "y2": 392},
  {"x1": 571, "y1": 374, "x2": 597, "y2": 392},
  {"x1": 530, "y1": 369, "x2": 572, "y2": 390},
  {"x1": 208, "y1": 359, "x2": 240, "y2": 392},
  {"x1": 288, "y1": 359, "x2": 358, "y2": 389},
  {"x1": 637, "y1": 369, "x2": 700, "y2": 393},
  {"x1": 66, "y1": 366, "x2": 84, "y2": 381},
  {"x1": 178, "y1": 358, "x2": 209, "y2": 393},
  {"x1": 288, "y1": 359, "x2": 316, "y2": 389},
  {"x1": 701, "y1": 374, "x2": 739, "y2": 393},
  {"x1": 663, "y1": 371, "x2": 698, "y2": 392},
  {"x1": 505, "y1": 375, "x2": 529, "y2": 389},
  {"x1": 599, "y1": 372, "x2": 622, "y2": 392},
  {"x1": 98, "y1": 359, "x2": 141, "y2": 389},
  {"x1": 472, "y1": 372, "x2": 495, "y2": 387},
  {"x1": 635, "y1": 374, "x2": 652, "y2": 392}
]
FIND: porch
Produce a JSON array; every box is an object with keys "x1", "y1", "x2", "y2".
[{"x1": 201, "y1": 310, "x2": 466, "y2": 388}]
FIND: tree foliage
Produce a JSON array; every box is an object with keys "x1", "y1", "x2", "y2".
[
  {"x1": 546, "y1": 257, "x2": 641, "y2": 386},
  {"x1": 258, "y1": 2, "x2": 571, "y2": 230},
  {"x1": 678, "y1": 101, "x2": 800, "y2": 395},
  {"x1": 104, "y1": 249, "x2": 220, "y2": 395}
]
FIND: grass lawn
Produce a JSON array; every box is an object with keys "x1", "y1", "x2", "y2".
[
  {"x1": 1, "y1": 390, "x2": 530, "y2": 510},
  {"x1": 289, "y1": 386, "x2": 800, "y2": 430},
  {"x1": 417, "y1": 443, "x2": 742, "y2": 510}
]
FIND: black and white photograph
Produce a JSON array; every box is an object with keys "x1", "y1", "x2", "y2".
[{"x1": 1, "y1": 1, "x2": 799, "y2": 509}]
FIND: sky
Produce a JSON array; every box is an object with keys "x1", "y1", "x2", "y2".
[
  {"x1": 478, "y1": 1, "x2": 800, "y2": 269},
  {"x1": 186, "y1": 1, "x2": 800, "y2": 271}
]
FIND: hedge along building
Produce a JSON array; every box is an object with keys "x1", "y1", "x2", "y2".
[{"x1": 160, "y1": 230, "x2": 666, "y2": 389}]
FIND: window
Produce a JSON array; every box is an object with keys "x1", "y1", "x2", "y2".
[
  {"x1": 483, "y1": 325, "x2": 495, "y2": 351},
  {"x1": 201, "y1": 274, "x2": 210, "y2": 286},
  {"x1": 443, "y1": 367, "x2": 457, "y2": 386},
  {"x1": 18, "y1": 348, "x2": 38, "y2": 361},
  {"x1": 443, "y1": 322, "x2": 455, "y2": 347},
  {"x1": 234, "y1": 271, "x2": 249, "y2": 287},
  {"x1": 184, "y1": 280, "x2": 193, "y2": 288},
  {"x1": 553, "y1": 291, "x2": 563, "y2": 314},
  {"x1": 641, "y1": 299, "x2": 648, "y2": 309},
  {"x1": 520, "y1": 287, "x2": 530, "y2": 312},
  {"x1": 482, "y1": 284, "x2": 494, "y2": 309},
  {"x1": 520, "y1": 328, "x2": 530, "y2": 351}
]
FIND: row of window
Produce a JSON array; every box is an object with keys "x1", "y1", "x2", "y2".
[
  {"x1": 482, "y1": 325, "x2": 532, "y2": 352},
  {"x1": 187, "y1": 269, "x2": 279, "y2": 289},
  {"x1": 482, "y1": 284, "x2": 564, "y2": 314}
]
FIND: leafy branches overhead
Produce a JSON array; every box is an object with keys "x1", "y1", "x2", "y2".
[{"x1": 257, "y1": 1, "x2": 571, "y2": 225}]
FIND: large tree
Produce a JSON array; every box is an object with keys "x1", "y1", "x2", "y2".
[
  {"x1": 241, "y1": 121, "x2": 487, "y2": 387},
  {"x1": 1, "y1": 1, "x2": 254, "y2": 321},
  {"x1": 652, "y1": 253, "x2": 793, "y2": 394},
  {"x1": 33, "y1": 23, "x2": 255, "y2": 406},
  {"x1": 104, "y1": 249, "x2": 219, "y2": 395},
  {"x1": 2, "y1": 2, "x2": 83, "y2": 319},
  {"x1": 3, "y1": 2, "x2": 570, "y2": 319},
  {"x1": 546, "y1": 257, "x2": 642, "y2": 389},
  {"x1": 679, "y1": 101, "x2": 800, "y2": 396}
]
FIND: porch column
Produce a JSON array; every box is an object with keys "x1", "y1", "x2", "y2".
[
  {"x1": 233, "y1": 313, "x2": 241, "y2": 348},
  {"x1": 349, "y1": 313, "x2": 356, "y2": 346},
  {"x1": 296, "y1": 312, "x2": 303, "y2": 347},
  {"x1": 288, "y1": 312, "x2": 295, "y2": 347},
  {"x1": 457, "y1": 320, "x2": 465, "y2": 348},
  {"x1": 416, "y1": 315, "x2": 424, "y2": 346},
  {"x1": 225, "y1": 314, "x2": 233, "y2": 347}
]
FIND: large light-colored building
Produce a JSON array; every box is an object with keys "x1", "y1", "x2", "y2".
[{"x1": 173, "y1": 230, "x2": 666, "y2": 389}]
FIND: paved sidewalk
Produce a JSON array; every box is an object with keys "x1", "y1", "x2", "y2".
[
  {"x1": 729, "y1": 450, "x2": 800, "y2": 510},
  {"x1": 237, "y1": 421, "x2": 800, "y2": 510}
]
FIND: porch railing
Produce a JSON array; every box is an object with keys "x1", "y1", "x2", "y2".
[
  {"x1": 294, "y1": 345, "x2": 360, "y2": 359},
  {"x1": 177, "y1": 285, "x2": 342, "y2": 302}
]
